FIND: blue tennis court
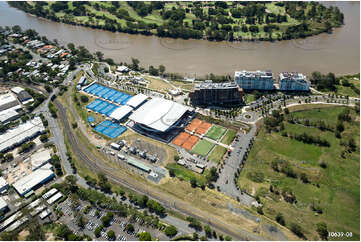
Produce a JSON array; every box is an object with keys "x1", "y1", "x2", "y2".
[
  {"x1": 83, "y1": 83, "x2": 132, "y2": 104},
  {"x1": 94, "y1": 120, "x2": 127, "y2": 139},
  {"x1": 87, "y1": 116, "x2": 95, "y2": 123},
  {"x1": 86, "y1": 99, "x2": 119, "y2": 117}
]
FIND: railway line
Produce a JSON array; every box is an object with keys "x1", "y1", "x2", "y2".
[{"x1": 54, "y1": 99, "x2": 266, "y2": 241}]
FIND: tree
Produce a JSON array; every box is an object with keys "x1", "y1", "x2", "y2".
[
  {"x1": 190, "y1": 177, "x2": 197, "y2": 188},
  {"x1": 164, "y1": 225, "x2": 178, "y2": 237},
  {"x1": 159, "y1": 64, "x2": 166, "y2": 75},
  {"x1": 94, "y1": 225, "x2": 103, "y2": 238},
  {"x1": 290, "y1": 223, "x2": 304, "y2": 238},
  {"x1": 126, "y1": 223, "x2": 135, "y2": 233},
  {"x1": 300, "y1": 173, "x2": 309, "y2": 183},
  {"x1": 225, "y1": 235, "x2": 232, "y2": 241},
  {"x1": 204, "y1": 225, "x2": 212, "y2": 238},
  {"x1": 131, "y1": 58, "x2": 140, "y2": 71},
  {"x1": 275, "y1": 213, "x2": 285, "y2": 226},
  {"x1": 138, "y1": 231, "x2": 151, "y2": 241},
  {"x1": 107, "y1": 230, "x2": 115, "y2": 240},
  {"x1": 40, "y1": 134, "x2": 48, "y2": 143},
  {"x1": 95, "y1": 51, "x2": 104, "y2": 61},
  {"x1": 77, "y1": 214, "x2": 87, "y2": 229},
  {"x1": 80, "y1": 95, "x2": 89, "y2": 103},
  {"x1": 193, "y1": 232, "x2": 199, "y2": 241},
  {"x1": 316, "y1": 222, "x2": 328, "y2": 240}
]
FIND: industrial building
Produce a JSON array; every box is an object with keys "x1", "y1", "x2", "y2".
[
  {"x1": 0, "y1": 177, "x2": 9, "y2": 193},
  {"x1": 128, "y1": 97, "x2": 194, "y2": 143},
  {"x1": 0, "y1": 117, "x2": 45, "y2": 153},
  {"x1": 0, "y1": 93, "x2": 20, "y2": 112},
  {"x1": 189, "y1": 81, "x2": 243, "y2": 106},
  {"x1": 109, "y1": 105, "x2": 133, "y2": 122},
  {"x1": 12, "y1": 168, "x2": 55, "y2": 196},
  {"x1": 0, "y1": 109, "x2": 20, "y2": 124},
  {"x1": 235, "y1": 70, "x2": 274, "y2": 90},
  {"x1": 0, "y1": 197, "x2": 8, "y2": 212},
  {"x1": 10, "y1": 87, "x2": 33, "y2": 105},
  {"x1": 30, "y1": 149, "x2": 52, "y2": 171},
  {"x1": 279, "y1": 72, "x2": 310, "y2": 91}
]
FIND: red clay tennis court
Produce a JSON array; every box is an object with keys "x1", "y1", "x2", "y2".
[
  {"x1": 172, "y1": 132, "x2": 190, "y2": 146},
  {"x1": 182, "y1": 135, "x2": 199, "y2": 150},
  {"x1": 186, "y1": 118, "x2": 202, "y2": 132},
  {"x1": 195, "y1": 121, "x2": 212, "y2": 135}
]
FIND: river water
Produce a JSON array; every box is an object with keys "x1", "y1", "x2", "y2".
[{"x1": 0, "y1": 1, "x2": 359, "y2": 77}]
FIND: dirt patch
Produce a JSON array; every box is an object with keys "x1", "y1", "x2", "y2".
[{"x1": 18, "y1": 230, "x2": 29, "y2": 240}]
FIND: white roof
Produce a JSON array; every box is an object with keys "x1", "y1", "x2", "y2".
[
  {"x1": 0, "y1": 211, "x2": 21, "y2": 230},
  {"x1": 126, "y1": 93, "x2": 148, "y2": 109},
  {"x1": 27, "y1": 198, "x2": 41, "y2": 209},
  {"x1": 0, "y1": 109, "x2": 18, "y2": 123},
  {"x1": 117, "y1": 65, "x2": 129, "y2": 72},
  {"x1": 129, "y1": 98, "x2": 189, "y2": 132},
  {"x1": 0, "y1": 117, "x2": 45, "y2": 152},
  {"x1": 39, "y1": 209, "x2": 51, "y2": 219},
  {"x1": 109, "y1": 105, "x2": 133, "y2": 121},
  {"x1": 10, "y1": 87, "x2": 24, "y2": 94},
  {"x1": 42, "y1": 188, "x2": 58, "y2": 199},
  {"x1": 0, "y1": 93, "x2": 18, "y2": 108},
  {"x1": 0, "y1": 197, "x2": 7, "y2": 210},
  {"x1": 47, "y1": 192, "x2": 63, "y2": 204},
  {"x1": 12, "y1": 168, "x2": 54, "y2": 195},
  {"x1": 30, "y1": 204, "x2": 46, "y2": 216},
  {"x1": 0, "y1": 177, "x2": 8, "y2": 189},
  {"x1": 30, "y1": 149, "x2": 52, "y2": 170}
]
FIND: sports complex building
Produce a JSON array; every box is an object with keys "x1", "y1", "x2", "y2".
[{"x1": 128, "y1": 97, "x2": 195, "y2": 143}]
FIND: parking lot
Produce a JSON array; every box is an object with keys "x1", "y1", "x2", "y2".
[{"x1": 57, "y1": 198, "x2": 168, "y2": 241}]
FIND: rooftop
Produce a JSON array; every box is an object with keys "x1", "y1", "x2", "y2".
[
  {"x1": 0, "y1": 197, "x2": 7, "y2": 210},
  {"x1": 235, "y1": 70, "x2": 273, "y2": 79},
  {"x1": 109, "y1": 105, "x2": 133, "y2": 121},
  {"x1": 279, "y1": 72, "x2": 306, "y2": 80},
  {"x1": 12, "y1": 168, "x2": 54, "y2": 195},
  {"x1": 126, "y1": 93, "x2": 148, "y2": 109},
  {"x1": 10, "y1": 87, "x2": 24, "y2": 94},
  {"x1": 0, "y1": 177, "x2": 8, "y2": 189},
  {"x1": 0, "y1": 93, "x2": 18, "y2": 107},
  {"x1": 195, "y1": 81, "x2": 239, "y2": 90},
  {"x1": 129, "y1": 98, "x2": 191, "y2": 132},
  {"x1": 30, "y1": 149, "x2": 52, "y2": 170}
]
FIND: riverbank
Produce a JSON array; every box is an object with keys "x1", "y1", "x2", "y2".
[{"x1": 0, "y1": 1, "x2": 359, "y2": 76}]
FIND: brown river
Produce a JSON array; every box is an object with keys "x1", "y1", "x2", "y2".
[{"x1": 0, "y1": 1, "x2": 359, "y2": 77}]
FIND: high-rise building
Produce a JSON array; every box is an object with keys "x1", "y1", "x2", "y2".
[
  {"x1": 189, "y1": 81, "x2": 243, "y2": 106},
  {"x1": 234, "y1": 70, "x2": 274, "y2": 90},
  {"x1": 279, "y1": 72, "x2": 310, "y2": 91}
]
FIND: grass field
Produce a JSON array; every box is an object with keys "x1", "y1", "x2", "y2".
[
  {"x1": 220, "y1": 129, "x2": 237, "y2": 145},
  {"x1": 208, "y1": 145, "x2": 227, "y2": 163},
  {"x1": 205, "y1": 125, "x2": 227, "y2": 141},
  {"x1": 166, "y1": 163, "x2": 207, "y2": 187},
  {"x1": 238, "y1": 106, "x2": 360, "y2": 240},
  {"x1": 191, "y1": 140, "x2": 215, "y2": 157}
]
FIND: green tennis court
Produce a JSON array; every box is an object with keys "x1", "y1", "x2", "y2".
[
  {"x1": 191, "y1": 140, "x2": 215, "y2": 157},
  {"x1": 205, "y1": 125, "x2": 227, "y2": 141}
]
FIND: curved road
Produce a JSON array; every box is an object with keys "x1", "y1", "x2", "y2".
[{"x1": 54, "y1": 99, "x2": 266, "y2": 241}]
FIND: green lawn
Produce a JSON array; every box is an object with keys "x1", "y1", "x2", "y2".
[
  {"x1": 191, "y1": 140, "x2": 215, "y2": 157},
  {"x1": 238, "y1": 107, "x2": 360, "y2": 240},
  {"x1": 205, "y1": 125, "x2": 227, "y2": 141},
  {"x1": 208, "y1": 145, "x2": 227, "y2": 163},
  {"x1": 220, "y1": 129, "x2": 237, "y2": 145},
  {"x1": 166, "y1": 163, "x2": 207, "y2": 187}
]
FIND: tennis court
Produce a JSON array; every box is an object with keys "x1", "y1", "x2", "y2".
[
  {"x1": 186, "y1": 118, "x2": 202, "y2": 132},
  {"x1": 205, "y1": 125, "x2": 227, "y2": 140},
  {"x1": 195, "y1": 121, "x2": 212, "y2": 135},
  {"x1": 83, "y1": 83, "x2": 133, "y2": 105},
  {"x1": 182, "y1": 135, "x2": 199, "y2": 151},
  {"x1": 86, "y1": 99, "x2": 119, "y2": 117},
  {"x1": 191, "y1": 139, "x2": 214, "y2": 157},
  {"x1": 172, "y1": 132, "x2": 190, "y2": 146},
  {"x1": 94, "y1": 120, "x2": 127, "y2": 139}
]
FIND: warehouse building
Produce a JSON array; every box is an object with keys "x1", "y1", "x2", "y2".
[
  {"x1": 189, "y1": 81, "x2": 243, "y2": 106},
  {"x1": 235, "y1": 70, "x2": 274, "y2": 90},
  {"x1": 279, "y1": 72, "x2": 310, "y2": 91},
  {"x1": 0, "y1": 117, "x2": 45, "y2": 153},
  {"x1": 109, "y1": 105, "x2": 133, "y2": 122},
  {"x1": 0, "y1": 177, "x2": 9, "y2": 193},
  {"x1": 0, "y1": 109, "x2": 20, "y2": 124},
  {"x1": 30, "y1": 149, "x2": 52, "y2": 171},
  {"x1": 12, "y1": 168, "x2": 55, "y2": 196},
  {"x1": 126, "y1": 93, "x2": 148, "y2": 109},
  {"x1": 0, "y1": 197, "x2": 8, "y2": 212},
  {"x1": 0, "y1": 93, "x2": 20, "y2": 112},
  {"x1": 10, "y1": 87, "x2": 33, "y2": 105}
]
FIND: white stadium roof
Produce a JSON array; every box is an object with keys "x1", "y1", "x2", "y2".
[
  {"x1": 126, "y1": 93, "x2": 148, "y2": 109},
  {"x1": 109, "y1": 105, "x2": 133, "y2": 121},
  {"x1": 129, "y1": 97, "x2": 189, "y2": 132}
]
